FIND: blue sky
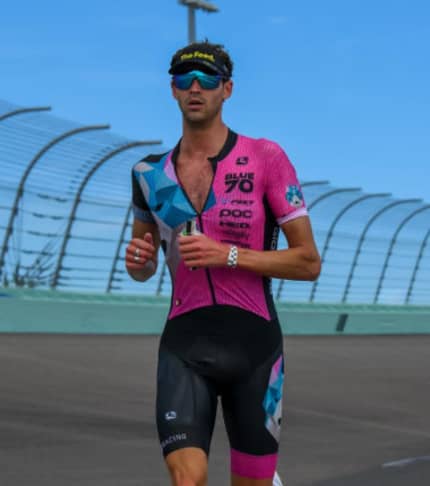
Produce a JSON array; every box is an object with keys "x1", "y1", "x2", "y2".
[{"x1": 2, "y1": 0, "x2": 430, "y2": 201}]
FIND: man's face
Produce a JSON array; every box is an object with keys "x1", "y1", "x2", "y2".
[{"x1": 171, "y1": 70, "x2": 233, "y2": 125}]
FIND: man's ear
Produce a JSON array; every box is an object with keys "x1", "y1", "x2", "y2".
[{"x1": 222, "y1": 79, "x2": 233, "y2": 102}]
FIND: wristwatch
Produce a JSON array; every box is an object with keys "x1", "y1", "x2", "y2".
[{"x1": 227, "y1": 245, "x2": 238, "y2": 268}]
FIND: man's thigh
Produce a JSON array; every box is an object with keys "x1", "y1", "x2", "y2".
[{"x1": 156, "y1": 345, "x2": 218, "y2": 457}]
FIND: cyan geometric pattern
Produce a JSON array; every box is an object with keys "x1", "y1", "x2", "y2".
[
  {"x1": 134, "y1": 155, "x2": 197, "y2": 228},
  {"x1": 263, "y1": 355, "x2": 284, "y2": 442},
  {"x1": 263, "y1": 355, "x2": 284, "y2": 417}
]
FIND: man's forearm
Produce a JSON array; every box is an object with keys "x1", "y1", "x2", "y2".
[{"x1": 236, "y1": 247, "x2": 321, "y2": 281}]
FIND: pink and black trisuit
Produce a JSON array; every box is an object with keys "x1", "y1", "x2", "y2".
[{"x1": 132, "y1": 129, "x2": 307, "y2": 479}]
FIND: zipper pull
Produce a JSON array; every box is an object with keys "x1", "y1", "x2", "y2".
[
  {"x1": 185, "y1": 220, "x2": 195, "y2": 235},
  {"x1": 183, "y1": 220, "x2": 197, "y2": 270}
]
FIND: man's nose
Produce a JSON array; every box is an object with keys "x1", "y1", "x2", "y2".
[{"x1": 189, "y1": 79, "x2": 201, "y2": 92}]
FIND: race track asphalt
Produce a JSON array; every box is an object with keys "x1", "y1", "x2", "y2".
[{"x1": 1, "y1": 334, "x2": 429, "y2": 485}]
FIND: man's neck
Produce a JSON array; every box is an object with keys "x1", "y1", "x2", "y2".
[{"x1": 180, "y1": 120, "x2": 229, "y2": 160}]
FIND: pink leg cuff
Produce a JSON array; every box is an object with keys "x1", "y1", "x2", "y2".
[{"x1": 231, "y1": 449, "x2": 278, "y2": 479}]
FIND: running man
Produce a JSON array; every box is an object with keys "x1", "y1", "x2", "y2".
[{"x1": 126, "y1": 41, "x2": 321, "y2": 486}]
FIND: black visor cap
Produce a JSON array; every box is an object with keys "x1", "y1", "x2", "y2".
[{"x1": 169, "y1": 46, "x2": 231, "y2": 78}]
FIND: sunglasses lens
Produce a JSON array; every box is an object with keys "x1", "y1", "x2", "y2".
[
  {"x1": 173, "y1": 73, "x2": 193, "y2": 90},
  {"x1": 173, "y1": 71, "x2": 222, "y2": 90},
  {"x1": 199, "y1": 73, "x2": 222, "y2": 89}
]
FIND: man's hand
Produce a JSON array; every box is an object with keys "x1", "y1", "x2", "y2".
[
  {"x1": 178, "y1": 233, "x2": 229, "y2": 269},
  {"x1": 125, "y1": 232, "x2": 157, "y2": 280}
]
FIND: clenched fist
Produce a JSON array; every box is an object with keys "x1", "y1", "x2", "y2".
[{"x1": 125, "y1": 232, "x2": 157, "y2": 281}]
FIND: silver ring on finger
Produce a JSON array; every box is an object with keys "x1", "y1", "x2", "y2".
[
  {"x1": 134, "y1": 247, "x2": 140, "y2": 257},
  {"x1": 134, "y1": 255, "x2": 140, "y2": 262}
]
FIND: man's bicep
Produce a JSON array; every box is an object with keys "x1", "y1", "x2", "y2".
[{"x1": 280, "y1": 216, "x2": 319, "y2": 252}]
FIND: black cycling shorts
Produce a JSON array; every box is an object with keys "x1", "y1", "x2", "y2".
[{"x1": 156, "y1": 305, "x2": 284, "y2": 480}]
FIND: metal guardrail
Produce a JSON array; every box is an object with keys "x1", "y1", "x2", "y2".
[{"x1": 0, "y1": 100, "x2": 428, "y2": 305}]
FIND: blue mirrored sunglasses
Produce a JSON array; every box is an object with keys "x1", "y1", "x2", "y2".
[{"x1": 172, "y1": 70, "x2": 223, "y2": 90}]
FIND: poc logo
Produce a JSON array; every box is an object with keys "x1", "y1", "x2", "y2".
[
  {"x1": 219, "y1": 209, "x2": 252, "y2": 218},
  {"x1": 165, "y1": 411, "x2": 177, "y2": 421}
]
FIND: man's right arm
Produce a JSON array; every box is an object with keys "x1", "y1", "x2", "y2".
[{"x1": 125, "y1": 219, "x2": 160, "y2": 282}]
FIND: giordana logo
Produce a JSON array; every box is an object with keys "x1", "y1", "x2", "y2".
[
  {"x1": 165, "y1": 411, "x2": 177, "y2": 421},
  {"x1": 235, "y1": 156, "x2": 249, "y2": 165}
]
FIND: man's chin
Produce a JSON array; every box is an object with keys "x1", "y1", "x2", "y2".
[{"x1": 184, "y1": 113, "x2": 210, "y2": 124}]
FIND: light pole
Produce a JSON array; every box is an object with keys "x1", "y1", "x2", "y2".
[{"x1": 178, "y1": 0, "x2": 219, "y2": 44}]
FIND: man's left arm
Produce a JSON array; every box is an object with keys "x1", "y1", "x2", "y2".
[
  {"x1": 234, "y1": 216, "x2": 321, "y2": 280},
  {"x1": 178, "y1": 216, "x2": 321, "y2": 281}
]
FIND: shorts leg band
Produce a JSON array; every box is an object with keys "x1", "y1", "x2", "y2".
[{"x1": 231, "y1": 449, "x2": 278, "y2": 479}]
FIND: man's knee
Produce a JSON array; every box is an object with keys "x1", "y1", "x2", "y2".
[
  {"x1": 166, "y1": 447, "x2": 208, "y2": 486},
  {"x1": 169, "y1": 466, "x2": 207, "y2": 486}
]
